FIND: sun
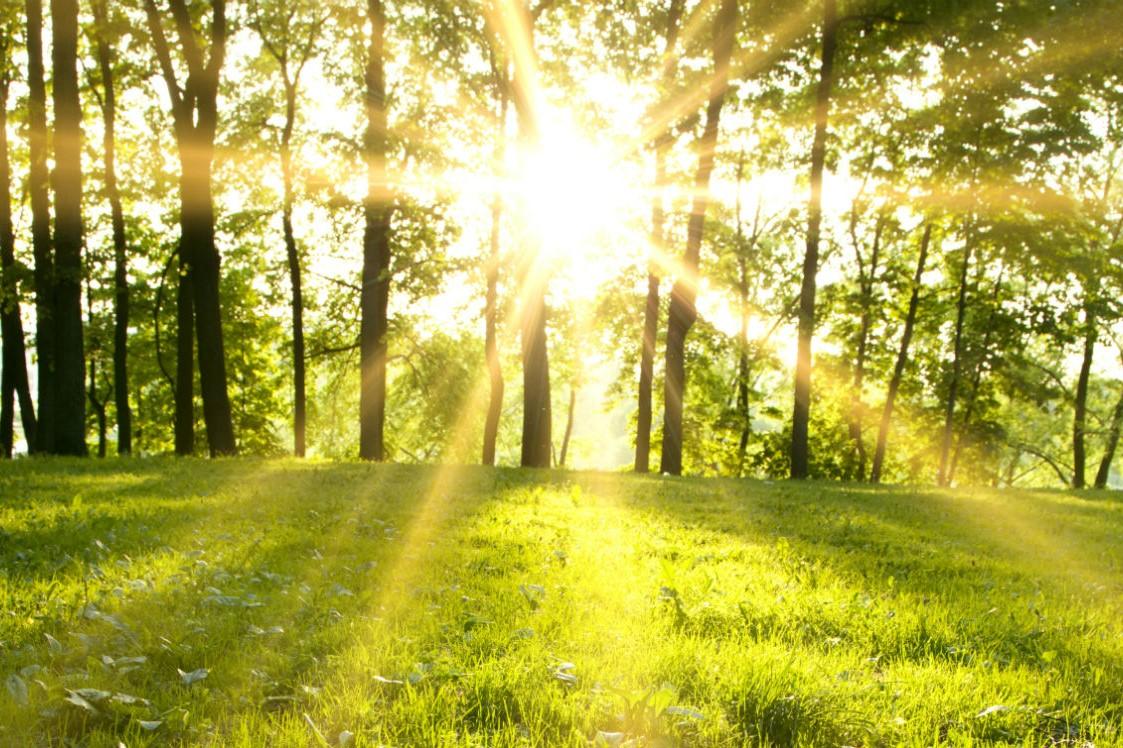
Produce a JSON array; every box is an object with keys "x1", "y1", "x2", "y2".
[{"x1": 507, "y1": 119, "x2": 642, "y2": 270}]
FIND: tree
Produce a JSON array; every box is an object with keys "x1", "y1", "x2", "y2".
[
  {"x1": 635, "y1": 0, "x2": 684, "y2": 474},
  {"x1": 143, "y1": 0, "x2": 237, "y2": 456},
  {"x1": 870, "y1": 223, "x2": 932, "y2": 483},
  {"x1": 359, "y1": 0, "x2": 393, "y2": 461},
  {"x1": 248, "y1": 0, "x2": 327, "y2": 458},
  {"x1": 25, "y1": 0, "x2": 53, "y2": 453},
  {"x1": 49, "y1": 0, "x2": 87, "y2": 456},
  {"x1": 0, "y1": 20, "x2": 37, "y2": 457},
  {"x1": 659, "y1": 0, "x2": 738, "y2": 476},
  {"x1": 91, "y1": 0, "x2": 132, "y2": 455},
  {"x1": 789, "y1": 0, "x2": 837, "y2": 480}
]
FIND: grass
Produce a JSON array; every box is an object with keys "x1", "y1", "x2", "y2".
[{"x1": 1, "y1": 458, "x2": 1121, "y2": 747}]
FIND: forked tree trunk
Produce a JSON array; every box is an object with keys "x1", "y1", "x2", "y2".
[
  {"x1": 359, "y1": 0, "x2": 393, "y2": 461},
  {"x1": 26, "y1": 0, "x2": 54, "y2": 454},
  {"x1": 50, "y1": 0, "x2": 88, "y2": 456},
  {"x1": 790, "y1": 0, "x2": 838, "y2": 479},
  {"x1": 93, "y1": 0, "x2": 132, "y2": 455},
  {"x1": 144, "y1": 0, "x2": 236, "y2": 457},
  {"x1": 870, "y1": 223, "x2": 931, "y2": 484},
  {"x1": 0, "y1": 76, "x2": 37, "y2": 456},
  {"x1": 937, "y1": 225, "x2": 974, "y2": 486},
  {"x1": 659, "y1": 0, "x2": 738, "y2": 476},
  {"x1": 848, "y1": 217, "x2": 883, "y2": 481},
  {"x1": 635, "y1": 0, "x2": 685, "y2": 474}
]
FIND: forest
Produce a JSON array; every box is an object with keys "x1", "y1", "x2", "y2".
[
  {"x1": 0, "y1": 0, "x2": 1116, "y2": 487},
  {"x1": 2, "y1": 2, "x2": 1123, "y2": 745}
]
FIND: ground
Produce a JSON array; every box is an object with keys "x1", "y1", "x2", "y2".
[{"x1": 0, "y1": 459, "x2": 1121, "y2": 747}]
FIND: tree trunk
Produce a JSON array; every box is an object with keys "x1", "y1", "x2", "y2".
[
  {"x1": 483, "y1": 73, "x2": 507, "y2": 467},
  {"x1": 174, "y1": 256, "x2": 194, "y2": 455},
  {"x1": 936, "y1": 226, "x2": 974, "y2": 486},
  {"x1": 50, "y1": 0, "x2": 87, "y2": 456},
  {"x1": 281, "y1": 78, "x2": 306, "y2": 457},
  {"x1": 94, "y1": 0, "x2": 132, "y2": 455},
  {"x1": 790, "y1": 0, "x2": 838, "y2": 480},
  {"x1": 558, "y1": 385, "x2": 577, "y2": 468},
  {"x1": 658, "y1": 0, "x2": 738, "y2": 476},
  {"x1": 947, "y1": 271, "x2": 1004, "y2": 484},
  {"x1": 359, "y1": 0, "x2": 392, "y2": 461},
  {"x1": 0, "y1": 77, "x2": 37, "y2": 456},
  {"x1": 736, "y1": 254, "x2": 751, "y2": 476},
  {"x1": 635, "y1": 0, "x2": 684, "y2": 474},
  {"x1": 1071, "y1": 305, "x2": 1095, "y2": 488},
  {"x1": 1094, "y1": 380, "x2": 1123, "y2": 489},
  {"x1": 848, "y1": 218, "x2": 882, "y2": 480},
  {"x1": 870, "y1": 223, "x2": 931, "y2": 484},
  {"x1": 26, "y1": 0, "x2": 54, "y2": 454},
  {"x1": 144, "y1": 0, "x2": 234, "y2": 457},
  {"x1": 88, "y1": 359, "x2": 107, "y2": 459}
]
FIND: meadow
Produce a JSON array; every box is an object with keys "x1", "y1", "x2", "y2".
[{"x1": 1, "y1": 459, "x2": 1121, "y2": 746}]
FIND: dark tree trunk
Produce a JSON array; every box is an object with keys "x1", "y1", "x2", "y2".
[
  {"x1": 93, "y1": 0, "x2": 132, "y2": 455},
  {"x1": 635, "y1": 0, "x2": 684, "y2": 474},
  {"x1": 0, "y1": 77, "x2": 37, "y2": 456},
  {"x1": 26, "y1": 0, "x2": 54, "y2": 454},
  {"x1": 937, "y1": 226, "x2": 974, "y2": 487},
  {"x1": 848, "y1": 217, "x2": 883, "y2": 481},
  {"x1": 505, "y1": 1, "x2": 552, "y2": 469},
  {"x1": 658, "y1": 0, "x2": 738, "y2": 476},
  {"x1": 870, "y1": 224, "x2": 931, "y2": 484},
  {"x1": 174, "y1": 257, "x2": 194, "y2": 455},
  {"x1": 483, "y1": 75, "x2": 507, "y2": 467},
  {"x1": 558, "y1": 385, "x2": 576, "y2": 468},
  {"x1": 736, "y1": 255, "x2": 751, "y2": 476},
  {"x1": 88, "y1": 359, "x2": 107, "y2": 459},
  {"x1": 144, "y1": 0, "x2": 235, "y2": 457},
  {"x1": 1094, "y1": 381, "x2": 1123, "y2": 489},
  {"x1": 50, "y1": 0, "x2": 87, "y2": 456},
  {"x1": 948, "y1": 271, "x2": 1004, "y2": 484},
  {"x1": 359, "y1": 0, "x2": 392, "y2": 461},
  {"x1": 280, "y1": 78, "x2": 306, "y2": 457},
  {"x1": 1072, "y1": 305, "x2": 1096, "y2": 488},
  {"x1": 520, "y1": 289, "x2": 552, "y2": 467},
  {"x1": 790, "y1": 0, "x2": 837, "y2": 479}
]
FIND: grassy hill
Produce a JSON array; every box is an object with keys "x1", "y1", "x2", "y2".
[{"x1": 1, "y1": 459, "x2": 1121, "y2": 746}]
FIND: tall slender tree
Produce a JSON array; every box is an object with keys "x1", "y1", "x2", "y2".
[
  {"x1": 248, "y1": 0, "x2": 326, "y2": 458},
  {"x1": 635, "y1": 0, "x2": 684, "y2": 474},
  {"x1": 359, "y1": 0, "x2": 393, "y2": 461},
  {"x1": 26, "y1": 0, "x2": 53, "y2": 453},
  {"x1": 870, "y1": 223, "x2": 931, "y2": 483},
  {"x1": 92, "y1": 0, "x2": 132, "y2": 455},
  {"x1": 0, "y1": 35, "x2": 37, "y2": 457},
  {"x1": 659, "y1": 0, "x2": 738, "y2": 476},
  {"x1": 143, "y1": 0, "x2": 237, "y2": 456},
  {"x1": 790, "y1": 0, "x2": 837, "y2": 479},
  {"x1": 50, "y1": 0, "x2": 87, "y2": 456}
]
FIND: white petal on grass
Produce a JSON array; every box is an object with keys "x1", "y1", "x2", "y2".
[
  {"x1": 137, "y1": 720, "x2": 163, "y2": 731},
  {"x1": 6, "y1": 673, "x2": 29, "y2": 705},
  {"x1": 976, "y1": 704, "x2": 1008, "y2": 718},
  {"x1": 178, "y1": 668, "x2": 209, "y2": 685},
  {"x1": 665, "y1": 705, "x2": 705, "y2": 720},
  {"x1": 44, "y1": 634, "x2": 63, "y2": 654},
  {"x1": 338, "y1": 730, "x2": 355, "y2": 746},
  {"x1": 373, "y1": 675, "x2": 404, "y2": 685}
]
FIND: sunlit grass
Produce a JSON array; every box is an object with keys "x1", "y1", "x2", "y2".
[{"x1": 1, "y1": 460, "x2": 1121, "y2": 746}]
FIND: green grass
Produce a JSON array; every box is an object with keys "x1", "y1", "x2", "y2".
[{"x1": 1, "y1": 459, "x2": 1121, "y2": 746}]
